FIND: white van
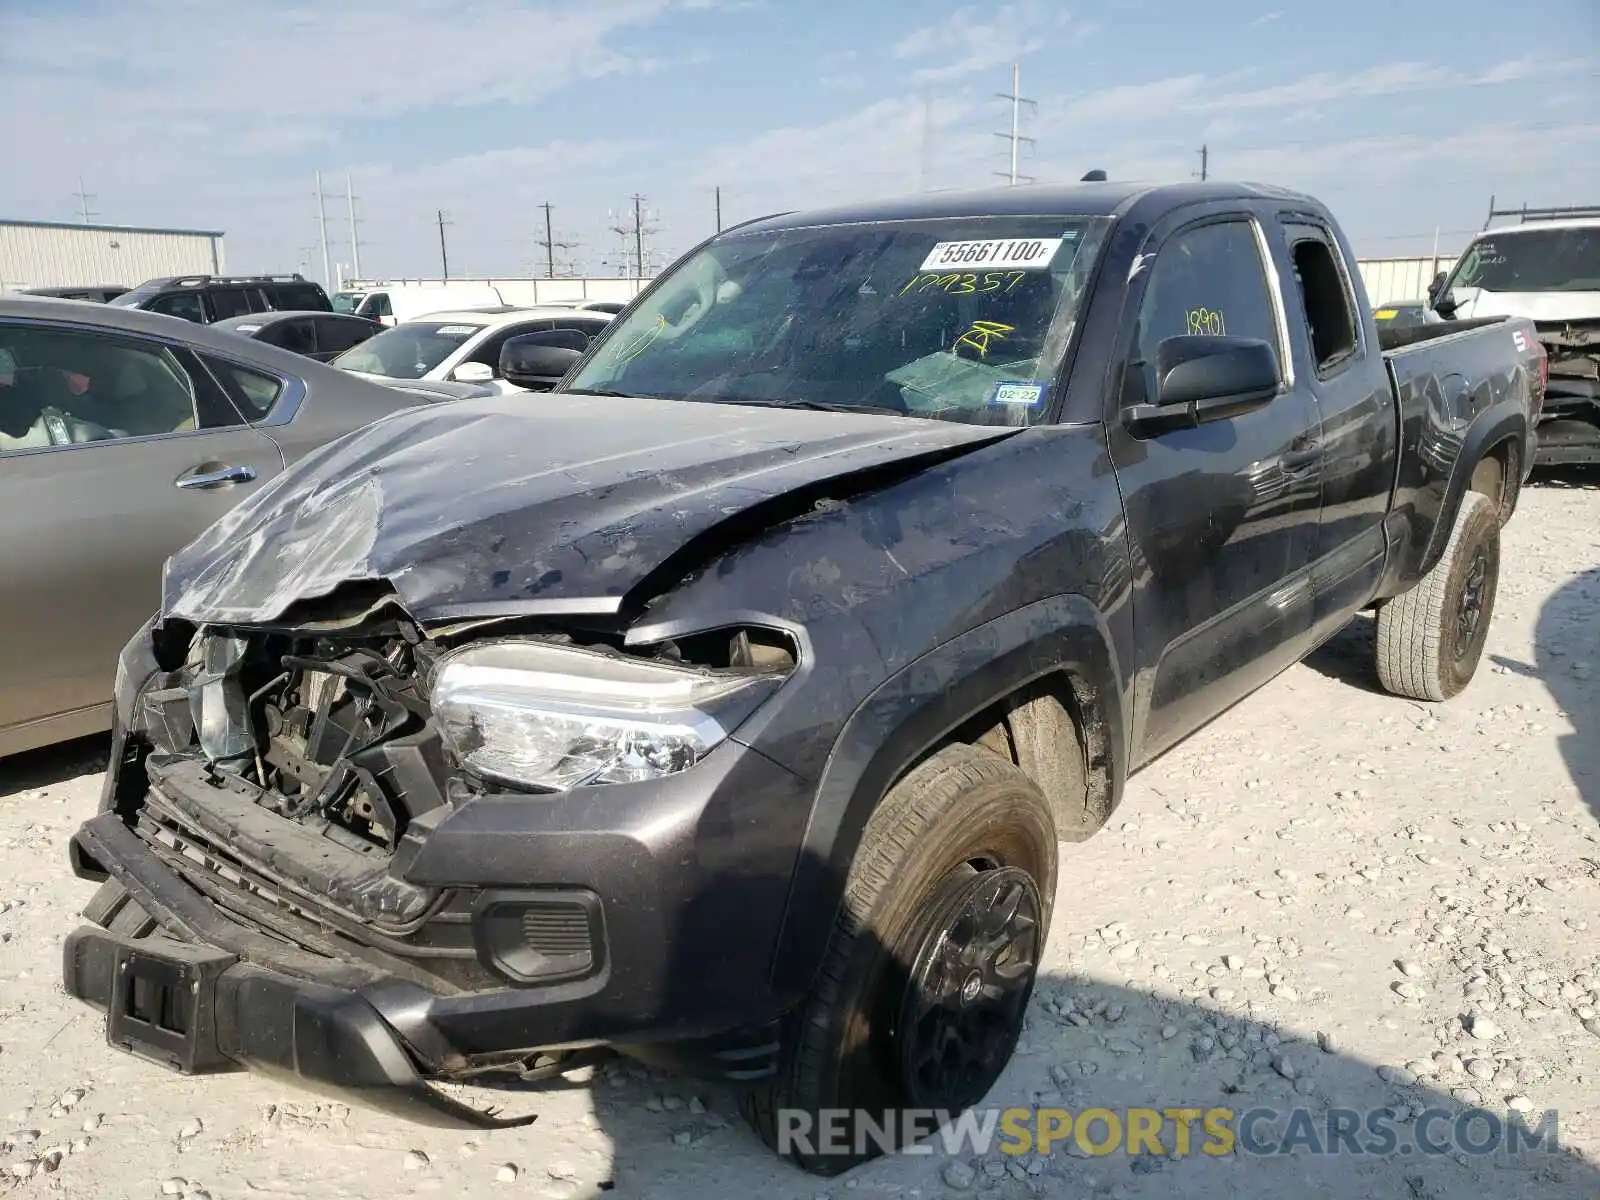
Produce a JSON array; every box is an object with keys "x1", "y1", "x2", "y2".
[{"x1": 331, "y1": 284, "x2": 507, "y2": 326}]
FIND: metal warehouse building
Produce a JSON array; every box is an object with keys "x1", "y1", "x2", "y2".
[{"x1": 0, "y1": 218, "x2": 225, "y2": 293}]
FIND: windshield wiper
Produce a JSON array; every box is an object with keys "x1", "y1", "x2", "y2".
[
  {"x1": 564, "y1": 387, "x2": 643, "y2": 398},
  {"x1": 713, "y1": 397, "x2": 911, "y2": 417}
]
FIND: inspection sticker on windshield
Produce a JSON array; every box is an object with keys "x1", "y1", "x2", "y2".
[
  {"x1": 920, "y1": 237, "x2": 1064, "y2": 272},
  {"x1": 989, "y1": 381, "x2": 1047, "y2": 407},
  {"x1": 434, "y1": 325, "x2": 480, "y2": 336}
]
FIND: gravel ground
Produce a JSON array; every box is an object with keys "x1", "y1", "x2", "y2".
[{"x1": 1, "y1": 478, "x2": 1596, "y2": 1200}]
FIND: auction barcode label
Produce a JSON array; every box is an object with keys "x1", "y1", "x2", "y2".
[{"x1": 919, "y1": 237, "x2": 1064, "y2": 272}]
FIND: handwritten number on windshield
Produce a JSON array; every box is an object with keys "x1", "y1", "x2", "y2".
[{"x1": 899, "y1": 270, "x2": 1027, "y2": 296}]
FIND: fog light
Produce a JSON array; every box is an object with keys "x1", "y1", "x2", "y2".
[{"x1": 474, "y1": 890, "x2": 605, "y2": 985}]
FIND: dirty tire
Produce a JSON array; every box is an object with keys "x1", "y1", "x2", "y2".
[
  {"x1": 1375, "y1": 491, "x2": 1500, "y2": 702},
  {"x1": 742, "y1": 743, "x2": 1056, "y2": 1176}
]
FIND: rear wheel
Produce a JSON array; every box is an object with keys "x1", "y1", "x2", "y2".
[
  {"x1": 1375, "y1": 491, "x2": 1500, "y2": 701},
  {"x1": 743, "y1": 743, "x2": 1056, "y2": 1176}
]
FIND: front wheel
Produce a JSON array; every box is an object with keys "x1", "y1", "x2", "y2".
[
  {"x1": 1375, "y1": 490, "x2": 1500, "y2": 701},
  {"x1": 743, "y1": 743, "x2": 1057, "y2": 1176}
]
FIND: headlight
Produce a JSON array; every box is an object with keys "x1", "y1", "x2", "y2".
[{"x1": 430, "y1": 639, "x2": 789, "y2": 791}]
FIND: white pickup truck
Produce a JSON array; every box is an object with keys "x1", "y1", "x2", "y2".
[{"x1": 1430, "y1": 205, "x2": 1600, "y2": 466}]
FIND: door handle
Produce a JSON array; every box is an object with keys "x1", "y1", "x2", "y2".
[{"x1": 175, "y1": 464, "x2": 256, "y2": 490}]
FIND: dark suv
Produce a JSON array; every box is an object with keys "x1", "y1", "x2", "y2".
[{"x1": 108, "y1": 274, "x2": 332, "y2": 324}]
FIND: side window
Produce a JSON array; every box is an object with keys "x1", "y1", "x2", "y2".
[
  {"x1": 466, "y1": 322, "x2": 551, "y2": 371},
  {"x1": 0, "y1": 325, "x2": 202, "y2": 451},
  {"x1": 1287, "y1": 229, "x2": 1358, "y2": 373},
  {"x1": 200, "y1": 355, "x2": 286, "y2": 420},
  {"x1": 207, "y1": 289, "x2": 253, "y2": 320},
  {"x1": 1125, "y1": 222, "x2": 1284, "y2": 406},
  {"x1": 147, "y1": 292, "x2": 205, "y2": 323},
  {"x1": 315, "y1": 317, "x2": 375, "y2": 354},
  {"x1": 551, "y1": 318, "x2": 609, "y2": 341},
  {"x1": 365, "y1": 293, "x2": 392, "y2": 320},
  {"x1": 272, "y1": 319, "x2": 318, "y2": 356},
  {"x1": 274, "y1": 283, "x2": 328, "y2": 311}
]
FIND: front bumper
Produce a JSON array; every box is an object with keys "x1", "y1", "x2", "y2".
[{"x1": 64, "y1": 722, "x2": 815, "y2": 1119}]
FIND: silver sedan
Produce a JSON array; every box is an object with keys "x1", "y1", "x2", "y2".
[{"x1": 0, "y1": 296, "x2": 450, "y2": 758}]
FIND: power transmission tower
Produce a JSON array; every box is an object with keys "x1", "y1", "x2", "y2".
[
  {"x1": 610, "y1": 194, "x2": 660, "y2": 278},
  {"x1": 1196, "y1": 144, "x2": 1209, "y2": 182},
  {"x1": 72, "y1": 177, "x2": 99, "y2": 224},
  {"x1": 436, "y1": 210, "x2": 453, "y2": 278},
  {"x1": 314, "y1": 171, "x2": 333, "y2": 288},
  {"x1": 536, "y1": 202, "x2": 577, "y2": 278},
  {"x1": 994, "y1": 63, "x2": 1036, "y2": 185},
  {"x1": 345, "y1": 172, "x2": 363, "y2": 280}
]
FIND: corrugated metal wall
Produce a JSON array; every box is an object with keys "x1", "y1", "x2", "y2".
[
  {"x1": 0, "y1": 221, "x2": 225, "y2": 291},
  {"x1": 1356, "y1": 256, "x2": 1459, "y2": 307}
]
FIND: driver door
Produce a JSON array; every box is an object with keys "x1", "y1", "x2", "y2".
[{"x1": 0, "y1": 320, "x2": 283, "y2": 755}]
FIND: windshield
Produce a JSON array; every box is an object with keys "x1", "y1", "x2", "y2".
[
  {"x1": 106, "y1": 290, "x2": 152, "y2": 308},
  {"x1": 1446, "y1": 227, "x2": 1600, "y2": 294},
  {"x1": 563, "y1": 215, "x2": 1110, "y2": 425},
  {"x1": 331, "y1": 292, "x2": 363, "y2": 314},
  {"x1": 331, "y1": 319, "x2": 484, "y2": 379}
]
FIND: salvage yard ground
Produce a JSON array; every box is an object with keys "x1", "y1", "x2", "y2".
[{"x1": 1, "y1": 478, "x2": 1597, "y2": 1200}]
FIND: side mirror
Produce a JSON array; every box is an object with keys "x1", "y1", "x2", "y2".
[
  {"x1": 451, "y1": 361, "x2": 495, "y2": 383},
  {"x1": 1125, "y1": 336, "x2": 1280, "y2": 435},
  {"x1": 500, "y1": 329, "x2": 587, "y2": 391}
]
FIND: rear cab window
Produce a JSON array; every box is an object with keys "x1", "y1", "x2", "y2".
[{"x1": 1284, "y1": 222, "x2": 1360, "y2": 375}]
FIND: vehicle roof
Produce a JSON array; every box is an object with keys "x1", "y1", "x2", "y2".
[
  {"x1": 391, "y1": 306, "x2": 615, "y2": 328},
  {"x1": 0, "y1": 294, "x2": 357, "y2": 357},
  {"x1": 730, "y1": 179, "x2": 1323, "y2": 234},
  {"x1": 1476, "y1": 217, "x2": 1600, "y2": 235},
  {"x1": 211, "y1": 310, "x2": 371, "y2": 329}
]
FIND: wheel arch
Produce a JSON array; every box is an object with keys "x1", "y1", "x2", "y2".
[
  {"x1": 1419, "y1": 412, "x2": 1525, "y2": 579},
  {"x1": 766, "y1": 594, "x2": 1127, "y2": 998}
]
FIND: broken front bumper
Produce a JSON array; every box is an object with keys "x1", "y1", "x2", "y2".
[
  {"x1": 63, "y1": 813, "x2": 530, "y2": 1129},
  {"x1": 63, "y1": 722, "x2": 813, "y2": 1122}
]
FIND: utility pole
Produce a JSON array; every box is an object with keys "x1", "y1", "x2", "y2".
[
  {"x1": 72, "y1": 176, "x2": 99, "y2": 224},
  {"x1": 345, "y1": 172, "x2": 362, "y2": 280},
  {"x1": 1197, "y1": 144, "x2": 1209, "y2": 181},
  {"x1": 714, "y1": 186, "x2": 722, "y2": 233},
  {"x1": 536, "y1": 202, "x2": 576, "y2": 278},
  {"x1": 436, "y1": 209, "x2": 453, "y2": 279},
  {"x1": 994, "y1": 63, "x2": 1036, "y2": 186},
  {"x1": 315, "y1": 171, "x2": 332, "y2": 289}
]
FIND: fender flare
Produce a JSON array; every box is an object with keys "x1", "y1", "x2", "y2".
[
  {"x1": 765, "y1": 594, "x2": 1126, "y2": 997},
  {"x1": 1418, "y1": 407, "x2": 1525, "y2": 580}
]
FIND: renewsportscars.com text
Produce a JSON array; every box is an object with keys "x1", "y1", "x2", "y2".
[{"x1": 774, "y1": 1105, "x2": 1560, "y2": 1160}]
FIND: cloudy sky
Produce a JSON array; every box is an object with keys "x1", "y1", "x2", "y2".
[{"x1": 2, "y1": 0, "x2": 1596, "y2": 285}]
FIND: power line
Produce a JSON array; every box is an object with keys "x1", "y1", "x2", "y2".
[
  {"x1": 437, "y1": 209, "x2": 453, "y2": 279},
  {"x1": 994, "y1": 63, "x2": 1037, "y2": 185},
  {"x1": 72, "y1": 176, "x2": 98, "y2": 224},
  {"x1": 536, "y1": 202, "x2": 578, "y2": 278}
]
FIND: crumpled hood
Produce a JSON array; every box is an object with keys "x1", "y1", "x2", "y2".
[
  {"x1": 161, "y1": 392, "x2": 1015, "y2": 627},
  {"x1": 1452, "y1": 288, "x2": 1600, "y2": 323}
]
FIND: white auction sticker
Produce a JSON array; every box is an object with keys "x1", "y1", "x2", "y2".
[{"x1": 919, "y1": 237, "x2": 1064, "y2": 272}]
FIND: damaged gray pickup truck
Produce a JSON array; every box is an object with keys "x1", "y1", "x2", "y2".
[{"x1": 63, "y1": 180, "x2": 1546, "y2": 1175}]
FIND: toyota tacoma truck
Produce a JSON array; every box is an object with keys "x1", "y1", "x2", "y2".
[{"x1": 62, "y1": 180, "x2": 1546, "y2": 1175}]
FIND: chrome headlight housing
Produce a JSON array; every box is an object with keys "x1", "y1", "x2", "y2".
[{"x1": 430, "y1": 639, "x2": 790, "y2": 791}]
